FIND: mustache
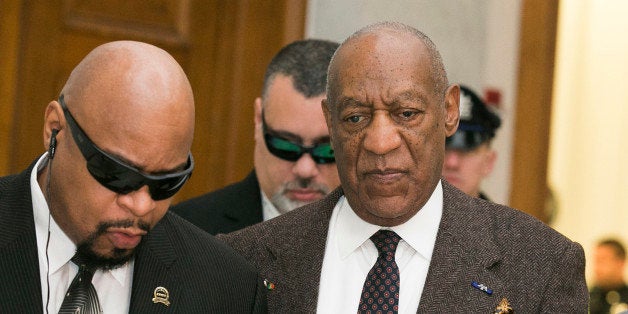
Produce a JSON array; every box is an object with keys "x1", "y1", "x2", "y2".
[
  {"x1": 283, "y1": 179, "x2": 331, "y2": 193},
  {"x1": 93, "y1": 219, "x2": 151, "y2": 235},
  {"x1": 76, "y1": 219, "x2": 150, "y2": 270}
]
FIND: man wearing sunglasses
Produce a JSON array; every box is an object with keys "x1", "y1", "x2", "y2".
[
  {"x1": 0, "y1": 41, "x2": 265, "y2": 313},
  {"x1": 442, "y1": 85, "x2": 501, "y2": 200},
  {"x1": 172, "y1": 39, "x2": 341, "y2": 235}
]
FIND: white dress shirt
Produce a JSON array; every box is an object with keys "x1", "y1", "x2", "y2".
[
  {"x1": 32, "y1": 153, "x2": 134, "y2": 314},
  {"x1": 261, "y1": 190, "x2": 282, "y2": 221},
  {"x1": 317, "y1": 181, "x2": 443, "y2": 313}
]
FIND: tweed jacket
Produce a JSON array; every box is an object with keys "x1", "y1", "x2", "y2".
[
  {"x1": 0, "y1": 161, "x2": 267, "y2": 313},
  {"x1": 219, "y1": 181, "x2": 588, "y2": 313},
  {"x1": 171, "y1": 170, "x2": 263, "y2": 235}
]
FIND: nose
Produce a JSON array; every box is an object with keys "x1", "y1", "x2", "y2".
[
  {"x1": 292, "y1": 152, "x2": 320, "y2": 179},
  {"x1": 116, "y1": 185, "x2": 156, "y2": 217},
  {"x1": 362, "y1": 112, "x2": 402, "y2": 155}
]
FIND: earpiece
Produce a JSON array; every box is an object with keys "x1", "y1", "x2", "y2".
[
  {"x1": 48, "y1": 129, "x2": 59, "y2": 159},
  {"x1": 45, "y1": 128, "x2": 58, "y2": 313}
]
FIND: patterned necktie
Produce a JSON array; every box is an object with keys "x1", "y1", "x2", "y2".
[
  {"x1": 59, "y1": 254, "x2": 102, "y2": 314},
  {"x1": 358, "y1": 230, "x2": 401, "y2": 314}
]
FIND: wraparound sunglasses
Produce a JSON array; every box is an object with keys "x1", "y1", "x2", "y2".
[
  {"x1": 262, "y1": 112, "x2": 335, "y2": 164},
  {"x1": 59, "y1": 94, "x2": 193, "y2": 200}
]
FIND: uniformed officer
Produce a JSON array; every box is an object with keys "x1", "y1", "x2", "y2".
[{"x1": 442, "y1": 85, "x2": 501, "y2": 200}]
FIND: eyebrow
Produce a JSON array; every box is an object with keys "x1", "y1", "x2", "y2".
[
  {"x1": 337, "y1": 97, "x2": 363, "y2": 108},
  {"x1": 265, "y1": 125, "x2": 331, "y2": 145},
  {"x1": 336, "y1": 90, "x2": 428, "y2": 107},
  {"x1": 396, "y1": 90, "x2": 425, "y2": 102},
  {"x1": 261, "y1": 111, "x2": 331, "y2": 144}
]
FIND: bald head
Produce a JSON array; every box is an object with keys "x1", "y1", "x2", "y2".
[
  {"x1": 62, "y1": 41, "x2": 193, "y2": 104},
  {"x1": 327, "y1": 22, "x2": 448, "y2": 107},
  {"x1": 38, "y1": 41, "x2": 196, "y2": 264},
  {"x1": 60, "y1": 41, "x2": 194, "y2": 168}
]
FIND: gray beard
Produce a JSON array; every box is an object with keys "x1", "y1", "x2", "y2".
[
  {"x1": 270, "y1": 193, "x2": 310, "y2": 215},
  {"x1": 269, "y1": 179, "x2": 331, "y2": 214}
]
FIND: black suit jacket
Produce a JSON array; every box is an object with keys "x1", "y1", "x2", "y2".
[
  {"x1": 220, "y1": 182, "x2": 588, "y2": 313},
  {"x1": 171, "y1": 171, "x2": 263, "y2": 235},
  {"x1": 0, "y1": 161, "x2": 267, "y2": 313}
]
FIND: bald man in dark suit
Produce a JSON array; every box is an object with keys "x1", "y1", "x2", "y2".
[{"x1": 0, "y1": 41, "x2": 265, "y2": 313}]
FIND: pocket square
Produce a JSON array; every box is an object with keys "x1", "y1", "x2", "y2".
[{"x1": 494, "y1": 297, "x2": 513, "y2": 314}]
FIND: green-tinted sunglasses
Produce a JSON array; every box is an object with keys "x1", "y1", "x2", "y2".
[{"x1": 262, "y1": 112, "x2": 335, "y2": 164}]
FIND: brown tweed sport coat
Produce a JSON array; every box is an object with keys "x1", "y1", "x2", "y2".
[{"x1": 219, "y1": 180, "x2": 588, "y2": 313}]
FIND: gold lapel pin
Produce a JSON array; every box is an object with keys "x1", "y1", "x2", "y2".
[
  {"x1": 494, "y1": 297, "x2": 513, "y2": 314},
  {"x1": 152, "y1": 286, "x2": 171, "y2": 307}
]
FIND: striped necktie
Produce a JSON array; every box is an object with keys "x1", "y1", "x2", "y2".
[
  {"x1": 358, "y1": 230, "x2": 401, "y2": 314},
  {"x1": 59, "y1": 254, "x2": 102, "y2": 314}
]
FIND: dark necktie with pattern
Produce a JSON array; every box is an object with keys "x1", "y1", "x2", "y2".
[
  {"x1": 59, "y1": 254, "x2": 102, "y2": 314},
  {"x1": 358, "y1": 230, "x2": 401, "y2": 314}
]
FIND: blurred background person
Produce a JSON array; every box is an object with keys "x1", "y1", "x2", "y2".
[
  {"x1": 590, "y1": 238, "x2": 628, "y2": 314},
  {"x1": 171, "y1": 39, "x2": 341, "y2": 234},
  {"x1": 442, "y1": 85, "x2": 501, "y2": 200}
]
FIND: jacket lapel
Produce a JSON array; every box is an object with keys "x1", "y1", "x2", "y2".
[
  {"x1": 0, "y1": 163, "x2": 44, "y2": 313},
  {"x1": 262, "y1": 188, "x2": 342, "y2": 313},
  {"x1": 223, "y1": 171, "x2": 263, "y2": 225},
  {"x1": 418, "y1": 181, "x2": 504, "y2": 312},
  {"x1": 128, "y1": 217, "x2": 181, "y2": 313}
]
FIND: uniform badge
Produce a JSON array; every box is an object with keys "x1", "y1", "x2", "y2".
[{"x1": 152, "y1": 286, "x2": 171, "y2": 307}]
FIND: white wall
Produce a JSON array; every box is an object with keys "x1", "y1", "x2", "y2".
[
  {"x1": 550, "y1": 0, "x2": 628, "y2": 284},
  {"x1": 305, "y1": 0, "x2": 522, "y2": 205}
]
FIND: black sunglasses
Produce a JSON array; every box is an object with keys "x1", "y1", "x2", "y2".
[
  {"x1": 262, "y1": 112, "x2": 335, "y2": 164},
  {"x1": 59, "y1": 94, "x2": 193, "y2": 200}
]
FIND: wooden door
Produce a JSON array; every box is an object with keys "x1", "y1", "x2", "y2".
[
  {"x1": 0, "y1": 0, "x2": 306, "y2": 202},
  {"x1": 510, "y1": 0, "x2": 558, "y2": 222}
]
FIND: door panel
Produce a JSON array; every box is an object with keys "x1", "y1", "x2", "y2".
[{"x1": 3, "y1": 0, "x2": 306, "y2": 202}]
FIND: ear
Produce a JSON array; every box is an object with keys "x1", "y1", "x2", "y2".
[
  {"x1": 443, "y1": 84, "x2": 460, "y2": 137},
  {"x1": 254, "y1": 97, "x2": 263, "y2": 137},
  {"x1": 482, "y1": 149, "x2": 497, "y2": 176},
  {"x1": 321, "y1": 98, "x2": 334, "y2": 148},
  {"x1": 43, "y1": 100, "x2": 63, "y2": 151}
]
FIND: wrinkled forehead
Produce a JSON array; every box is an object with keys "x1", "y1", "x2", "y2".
[
  {"x1": 329, "y1": 33, "x2": 433, "y2": 101},
  {"x1": 336, "y1": 30, "x2": 426, "y2": 67}
]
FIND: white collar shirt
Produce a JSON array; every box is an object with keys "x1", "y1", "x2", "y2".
[
  {"x1": 32, "y1": 153, "x2": 134, "y2": 314},
  {"x1": 317, "y1": 181, "x2": 443, "y2": 313},
  {"x1": 261, "y1": 189, "x2": 281, "y2": 221}
]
